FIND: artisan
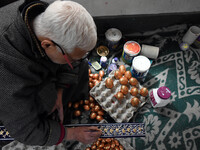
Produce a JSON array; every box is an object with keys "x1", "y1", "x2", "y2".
[{"x1": 0, "y1": 0, "x2": 101, "y2": 147}]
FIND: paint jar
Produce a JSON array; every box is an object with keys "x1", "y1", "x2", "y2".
[
  {"x1": 149, "y1": 86, "x2": 171, "y2": 108},
  {"x1": 100, "y1": 56, "x2": 107, "y2": 69},
  {"x1": 141, "y1": 44, "x2": 159, "y2": 59},
  {"x1": 105, "y1": 28, "x2": 122, "y2": 51},
  {"x1": 122, "y1": 41, "x2": 141, "y2": 64},
  {"x1": 130, "y1": 55, "x2": 151, "y2": 80}
]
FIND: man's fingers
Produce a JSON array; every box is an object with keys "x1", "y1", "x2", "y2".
[
  {"x1": 88, "y1": 126, "x2": 99, "y2": 130},
  {"x1": 90, "y1": 131, "x2": 101, "y2": 138}
]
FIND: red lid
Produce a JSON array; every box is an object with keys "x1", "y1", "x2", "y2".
[
  {"x1": 157, "y1": 86, "x2": 171, "y2": 99},
  {"x1": 124, "y1": 41, "x2": 140, "y2": 54}
]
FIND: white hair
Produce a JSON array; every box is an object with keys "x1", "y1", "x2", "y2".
[{"x1": 33, "y1": 0, "x2": 97, "y2": 53}]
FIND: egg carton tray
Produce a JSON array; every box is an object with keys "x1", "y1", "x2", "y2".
[
  {"x1": 73, "y1": 119, "x2": 135, "y2": 150},
  {"x1": 89, "y1": 70, "x2": 147, "y2": 123},
  {"x1": 73, "y1": 137, "x2": 133, "y2": 150}
]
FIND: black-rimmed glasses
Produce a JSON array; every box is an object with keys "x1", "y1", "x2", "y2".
[{"x1": 52, "y1": 41, "x2": 89, "y2": 69}]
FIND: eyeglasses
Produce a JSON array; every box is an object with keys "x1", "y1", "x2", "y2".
[
  {"x1": 51, "y1": 41, "x2": 74, "y2": 69},
  {"x1": 52, "y1": 41, "x2": 89, "y2": 69},
  {"x1": 52, "y1": 41, "x2": 90, "y2": 70}
]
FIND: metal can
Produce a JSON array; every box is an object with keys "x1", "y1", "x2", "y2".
[
  {"x1": 105, "y1": 28, "x2": 122, "y2": 51},
  {"x1": 122, "y1": 41, "x2": 141, "y2": 64},
  {"x1": 96, "y1": 45, "x2": 109, "y2": 57},
  {"x1": 150, "y1": 86, "x2": 171, "y2": 108}
]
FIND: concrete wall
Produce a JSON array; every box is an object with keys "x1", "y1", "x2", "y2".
[{"x1": 71, "y1": 0, "x2": 200, "y2": 17}]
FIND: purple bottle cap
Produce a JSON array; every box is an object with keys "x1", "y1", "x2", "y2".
[{"x1": 157, "y1": 86, "x2": 171, "y2": 99}]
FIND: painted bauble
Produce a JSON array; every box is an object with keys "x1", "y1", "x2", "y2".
[
  {"x1": 105, "y1": 78, "x2": 114, "y2": 88},
  {"x1": 90, "y1": 112, "x2": 97, "y2": 119},
  {"x1": 129, "y1": 77, "x2": 138, "y2": 86},
  {"x1": 96, "y1": 115, "x2": 103, "y2": 122},
  {"x1": 74, "y1": 110, "x2": 81, "y2": 117},
  {"x1": 94, "y1": 105, "x2": 101, "y2": 112},
  {"x1": 83, "y1": 105, "x2": 90, "y2": 111},
  {"x1": 97, "y1": 110, "x2": 104, "y2": 116},
  {"x1": 114, "y1": 91, "x2": 124, "y2": 101},
  {"x1": 119, "y1": 77, "x2": 128, "y2": 85},
  {"x1": 99, "y1": 70, "x2": 105, "y2": 77},
  {"x1": 114, "y1": 70, "x2": 122, "y2": 79},
  {"x1": 119, "y1": 65, "x2": 126, "y2": 75},
  {"x1": 130, "y1": 87, "x2": 138, "y2": 96},
  {"x1": 124, "y1": 71, "x2": 132, "y2": 79},
  {"x1": 131, "y1": 97, "x2": 140, "y2": 107},
  {"x1": 120, "y1": 85, "x2": 129, "y2": 95},
  {"x1": 140, "y1": 87, "x2": 149, "y2": 97}
]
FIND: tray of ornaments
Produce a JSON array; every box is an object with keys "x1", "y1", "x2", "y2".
[
  {"x1": 72, "y1": 120, "x2": 139, "y2": 150},
  {"x1": 74, "y1": 137, "x2": 134, "y2": 150},
  {"x1": 89, "y1": 65, "x2": 149, "y2": 123}
]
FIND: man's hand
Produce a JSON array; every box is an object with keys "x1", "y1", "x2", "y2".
[
  {"x1": 50, "y1": 88, "x2": 64, "y2": 123},
  {"x1": 66, "y1": 126, "x2": 102, "y2": 144}
]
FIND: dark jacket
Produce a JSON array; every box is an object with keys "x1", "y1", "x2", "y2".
[{"x1": 0, "y1": 0, "x2": 89, "y2": 146}]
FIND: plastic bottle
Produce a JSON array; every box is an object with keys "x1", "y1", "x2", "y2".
[
  {"x1": 100, "y1": 56, "x2": 108, "y2": 69},
  {"x1": 150, "y1": 86, "x2": 171, "y2": 108},
  {"x1": 112, "y1": 57, "x2": 119, "y2": 64}
]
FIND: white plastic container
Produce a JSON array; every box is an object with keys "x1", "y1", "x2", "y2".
[
  {"x1": 141, "y1": 44, "x2": 159, "y2": 59},
  {"x1": 182, "y1": 26, "x2": 200, "y2": 45},
  {"x1": 130, "y1": 55, "x2": 151, "y2": 79},
  {"x1": 150, "y1": 86, "x2": 171, "y2": 108}
]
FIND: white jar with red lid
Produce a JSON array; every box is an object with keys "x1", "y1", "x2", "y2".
[{"x1": 150, "y1": 86, "x2": 171, "y2": 108}]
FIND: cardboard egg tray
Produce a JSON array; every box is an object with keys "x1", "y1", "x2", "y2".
[
  {"x1": 89, "y1": 70, "x2": 147, "y2": 123},
  {"x1": 73, "y1": 119, "x2": 135, "y2": 150},
  {"x1": 74, "y1": 137, "x2": 134, "y2": 150}
]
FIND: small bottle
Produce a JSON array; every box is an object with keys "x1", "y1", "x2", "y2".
[
  {"x1": 100, "y1": 56, "x2": 107, "y2": 69},
  {"x1": 150, "y1": 86, "x2": 171, "y2": 108},
  {"x1": 180, "y1": 42, "x2": 189, "y2": 51},
  {"x1": 112, "y1": 57, "x2": 119, "y2": 64},
  {"x1": 107, "y1": 63, "x2": 117, "y2": 74}
]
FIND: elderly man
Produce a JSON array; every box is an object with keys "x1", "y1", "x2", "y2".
[{"x1": 0, "y1": 0, "x2": 101, "y2": 147}]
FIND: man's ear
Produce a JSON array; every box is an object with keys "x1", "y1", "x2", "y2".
[{"x1": 41, "y1": 40, "x2": 54, "y2": 50}]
